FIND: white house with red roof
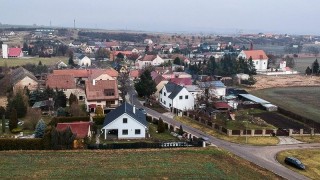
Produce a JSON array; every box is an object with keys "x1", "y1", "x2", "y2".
[
  {"x1": 136, "y1": 55, "x2": 164, "y2": 69},
  {"x1": 2, "y1": 45, "x2": 23, "y2": 58},
  {"x1": 238, "y1": 50, "x2": 268, "y2": 71}
]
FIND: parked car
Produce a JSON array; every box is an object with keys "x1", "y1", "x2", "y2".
[
  {"x1": 284, "y1": 157, "x2": 305, "y2": 170},
  {"x1": 139, "y1": 108, "x2": 147, "y2": 115}
]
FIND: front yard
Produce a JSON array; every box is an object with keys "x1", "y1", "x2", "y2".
[{"x1": 174, "y1": 116, "x2": 279, "y2": 146}]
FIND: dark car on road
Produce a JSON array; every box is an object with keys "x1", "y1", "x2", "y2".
[
  {"x1": 139, "y1": 108, "x2": 147, "y2": 115},
  {"x1": 284, "y1": 157, "x2": 305, "y2": 170}
]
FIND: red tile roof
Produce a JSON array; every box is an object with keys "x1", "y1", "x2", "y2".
[
  {"x1": 56, "y1": 122, "x2": 91, "y2": 139},
  {"x1": 113, "y1": 51, "x2": 133, "y2": 56},
  {"x1": 129, "y1": 70, "x2": 140, "y2": 78},
  {"x1": 213, "y1": 102, "x2": 230, "y2": 110},
  {"x1": 154, "y1": 74, "x2": 166, "y2": 85},
  {"x1": 138, "y1": 54, "x2": 157, "y2": 61},
  {"x1": 8, "y1": 48, "x2": 22, "y2": 57},
  {"x1": 170, "y1": 78, "x2": 192, "y2": 86},
  {"x1": 85, "y1": 80, "x2": 119, "y2": 101},
  {"x1": 242, "y1": 50, "x2": 268, "y2": 60},
  {"x1": 105, "y1": 41, "x2": 119, "y2": 48},
  {"x1": 46, "y1": 74, "x2": 76, "y2": 89},
  {"x1": 53, "y1": 68, "x2": 119, "y2": 78}
]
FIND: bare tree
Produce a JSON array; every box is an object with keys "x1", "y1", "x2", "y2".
[{"x1": 118, "y1": 71, "x2": 131, "y2": 102}]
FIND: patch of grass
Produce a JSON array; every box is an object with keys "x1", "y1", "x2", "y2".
[
  {"x1": 175, "y1": 116, "x2": 279, "y2": 146},
  {"x1": 148, "y1": 123, "x2": 179, "y2": 141},
  {"x1": 251, "y1": 87, "x2": 320, "y2": 123},
  {"x1": 277, "y1": 149, "x2": 320, "y2": 180},
  {"x1": 293, "y1": 136, "x2": 320, "y2": 143},
  {"x1": 0, "y1": 57, "x2": 68, "y2": 67},
  {"x1": 0, "y1": 148, "x2": 281, "y2": 179}
]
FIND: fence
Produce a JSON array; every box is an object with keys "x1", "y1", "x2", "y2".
[{"x1": 87, "y1": 141, "x2": 203, "y2": 150}]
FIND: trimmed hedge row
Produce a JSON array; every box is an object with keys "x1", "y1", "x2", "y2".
[
  {"x1": 50, "y1": 116, "x2": 90, "y2": 126},
  {"x1": 93, "y1": 116, "x2": 105, "y2": 125},
  {"x1": 0, "y1": 139, "x2": 44, "y2": 150}
]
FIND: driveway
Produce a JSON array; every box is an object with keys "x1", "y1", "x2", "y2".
[
  {"x1": 278, "y1": 136, "x2": 304, "y2": 145},
  {"x1": 128, "y1": 89, "x2": 320, "y2": 180}
]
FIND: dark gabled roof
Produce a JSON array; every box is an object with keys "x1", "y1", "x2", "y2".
[
  {"x1": 11, "y1": 67, "x2": 38, "y2": 84},
  {"x1": 103, "y1": 102, "x2": 147, "y2": 127},
  {"x1": 164, "y1": 82, "x2": 184, "y2": 100},
  {"x1": 79, "y1": 55, "x2": 86, "y2": 60}
]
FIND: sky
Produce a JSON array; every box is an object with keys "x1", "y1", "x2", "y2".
[{"x1": 0, "y1": 0, "x2": 319, "y2": 35}]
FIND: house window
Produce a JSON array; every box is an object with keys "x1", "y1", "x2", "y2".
[
  {"x1": 160, "y1": 98, "x2": 162, "y2": 102},
  {"x1": 256, "y1": 61, "x2": 258, "y2": 65},
  {"x1": 122, "y1": 129, "x2": 128, "y2": 135},
  {"x1": 135, "y1": 129, "x2": 141, "y2": 135},
  {"x1": 169, "y1": 103, "x2": 171, "y2": 107},
  {"x1": 79, "y1": 96, "x2": 84, "y2": 100},
  {"x1": 164, "y1": 92, "x2": 166, "y2": 96},
  {"x1": 185, "y1": 95, "x2": 188, "y2": 99},
  {"x1": 179, "y1": 96, "x2": 183, "y2": 99},
  {"x1": 123, "y1": 118, "x2": 128, "y2": 123},
  {"x1": 97, "y1": 101, "x2": 101, "y2": 103},
  {"x1": 164, "y1": 101, "x2": 166, "y2": 105}
]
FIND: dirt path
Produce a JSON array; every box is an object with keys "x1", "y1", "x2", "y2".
[{"x1": 250, "y1": 75, "x2": 320, "y2": 90}]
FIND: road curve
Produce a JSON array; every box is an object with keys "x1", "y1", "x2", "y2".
[{"x1": 129, "y1": 90, "x2": 320, "y2": 180}]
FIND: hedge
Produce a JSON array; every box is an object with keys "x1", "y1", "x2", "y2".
[
  {"x1": 50, "y1": 116, "x2": 90, "y2": 126},
  {"x1": 0, "y1": 139, "x2": 44, "y2": 150},
  {"x1": 93, "y1": 116, "x2": 105, "y2": 125}
]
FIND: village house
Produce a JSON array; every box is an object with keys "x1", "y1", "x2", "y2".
[
  {"x1": 198, "y1": 81, "x2": 226, "y2": 99},
  {"x1": 237, "y1": 50, "x2": 268, "y2": 71},
  {"x1": 101, "y1": 102, "x2": 148, "y2": 139},
  {"x1": 159, "y1": 82, "x2": 194, "y2": 114},
  {"x1": 75, "y1": 54, "x2": 91, "y2": 67},
  {"x1": 10, "y1": 67, "x2": 38, "y2": 92},
  {"x1": 136, "y1": 55, "x2": 164, "y2": 69},
  {"x1": 46, "y1": 74, "x2": 86, "y2": 101},
  {"x1": 85, "y1": 79, "x2": 119, "y2": 113}
]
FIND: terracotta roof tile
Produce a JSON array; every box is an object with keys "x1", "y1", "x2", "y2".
[
  {"x1": 242, "y1": 50, "x2": 268, "y2": 60},
  {"x1": 56, "y1": 122, "x2": 91, "y2": 139},
  {"x1": 46, "y1": 74, "x2": 76, "y2": 89},
  {"x1": 85, "y1": 80, "x2": 119, "y2": 101},
  {"x1": 8, "y1": 48, "x2": 22, "y2": 57}
]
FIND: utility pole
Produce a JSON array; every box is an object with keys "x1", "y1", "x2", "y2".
[{"x1": 74, "y1": 19, "x2": 76, "y2": 29}]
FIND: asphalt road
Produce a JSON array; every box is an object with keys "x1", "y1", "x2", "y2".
[{"x1": 128, "y1": 89, "x2": 320, "y2": 180}]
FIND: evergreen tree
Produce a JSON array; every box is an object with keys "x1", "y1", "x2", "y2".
[
  {"x1": 95, "y1": 106, "x2": 104, "y2": 117},
  {"x1": 57, "y1": 107, "x2": 66, "y2": 117},
  {"x1": 178, "y1": 125, "x2": 184, "y2": 135},
  {"x1": 157, "y1": 118, "x2": 165, "y2": 133},
  {"x1": 247, "y1": 57, "x2": 257, "y2": 75},
  {"x1": 34, "y1": 119, "x2": 46, "y2": 138},
  {"x1": 174, "y1": 57, "x2": 181, "y2": 65},
  {"x1": 7, "y1": 90, "x2": 28, "y2": 118},
  {"x1": 38, "y1": 61, "x2": 42, "y2": 66},
  {"x1": 68, "y1": 56, "x2": 74, "y2": 66},
  {"x1": 305, "y1": 66, "x2": 312, "y2": 75},
  {"x1": 207, "y1": 56, "x2": 217, "y2": 75},
  {"x1": 284, "y1": 55, "x2": 295, "y2": 69},
  {"x1": 134, "y1": 69, "x2": 157, "y2": 98},
  {"x1": 9, "y1": 108, "x2": 18, "y2": 131},
  {"x1": 68, "y1": 93, "x2": 78, "y2": 106},
  {"x1": 54, "y1": 90, "x2": 67, "y2": 109},
  {"x1": 312, "y1": 59, "x2": 319, "y2": 74}
]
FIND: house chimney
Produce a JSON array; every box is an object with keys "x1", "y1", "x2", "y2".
[
  {"x1": 93, "y1": 80, "x2": 95, "y2": 86},
  {"x1": 133, "y1": 105, "x2": 136, "y2": 114}
]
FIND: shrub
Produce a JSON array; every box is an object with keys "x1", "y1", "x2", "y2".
[
  {"x1": 152, "y1": 118, "x2": 159, "y2": 125},
  {"x1": 0, "y1": 139, "x2": 44, "y2": 150},
  {"x1": 178, "y1": 125, "x2": 184, "y2": 135},
  {"x1": 146, "y1": 115, "x2": 152, "y2": 122},
  {"x1": 93, "y1": 116, "x2": 105, "y2": 125},
  {"x1": 157, "y1": 118, "x2": 165, "y2": 133},
  {"x1": 11, "y1": 127, "x2": 23, "y2": 134}
]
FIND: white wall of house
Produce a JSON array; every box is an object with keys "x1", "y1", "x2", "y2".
[
  {"x1": 155, "y1": 80, "x2": 168, "y2": 100},
  {"x1": 172, "y1": 88, "x2": 194, "y2": 111},
  {"x1": 136, "y1": 55, "x2": 164, "y2": 69},
  {"x1": 152, "y1": 55, "x2": 165, "y2": 66},
  {"x1": 64, "y1": 88, "x2": 86, "y2": 101},
  {"x1": 209, "y1": 87, "x2": 226, "y2": 98},
  {"x1": 79, "y1": 56, "x2": 91, "y2": 66},
  {"x1": 85, "y1": 99, "x2": 119, "y2": 111},
  {"x1": 2, "y1": 44, "x2": 8, "y2": 59},
  {"x1": 14, "y1": 76, "x2": 38, "y2": 91},
  {"x1": 159, "y1": 86, "x2": 194, "y2": 111},
  {"x1": 93, "y1": 74, "x2": 115, "y2": 82},
  {"x1": 102, "y1": 113, "x2": 147, "y2": 139},
  {"x1": 253, "y1": 59, "x2": 268, "y2": 71}
]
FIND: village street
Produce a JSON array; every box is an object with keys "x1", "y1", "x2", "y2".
[{"x1": 128, "y1": 89, "x2": 320, "y2": 180}]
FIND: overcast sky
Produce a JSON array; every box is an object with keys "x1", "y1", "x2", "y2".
[{"x1": 0, "y1": 0, "x2": 318, "y2": 35}]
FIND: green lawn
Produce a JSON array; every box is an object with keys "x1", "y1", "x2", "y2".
[
  {"x1": 174, "y1": 116, "x2": 279, "y2": 146},
  {"x1": 294, "y1": 57, "x2": 317, "y2": 73},
  {"x1": 0, "y1": 148, "x2": 281, "y2": 179},
  {"x1": 0, "y1": 57, "x2": 68, "y2": 67},
  {"x1": 251, "y1": 87, "x2": 320, "y2": 123},
  {"x1": 277, "y1": 149, "x2": 320, "y2": 180}
]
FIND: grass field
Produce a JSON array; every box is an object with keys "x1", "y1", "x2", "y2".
[
  {"x1": 293, "y1": 136, "x2": 320, "y2": 143},
  {"x1": 277, "y1": 149, "x2": 320, "y2": 180},
  {"x1": 294, "y1": 57, "x2": 317, "y2": 73},
  {"x1": 0, "y1": 148, "x2": 281, "y2": 179},
  {"x1": 174, "y1": 116, "x2": 279, "y2": 146},
  {"x1": 0, "y1": 57, "x2": 68, "y2": 67},
  {"x1": 251, "y1": 87, "x2": 320, "y2": 123}
]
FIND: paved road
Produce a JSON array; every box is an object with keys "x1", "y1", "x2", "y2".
[{"x1": 128, "y1": 89, "x2": 320, "y2": 180}]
